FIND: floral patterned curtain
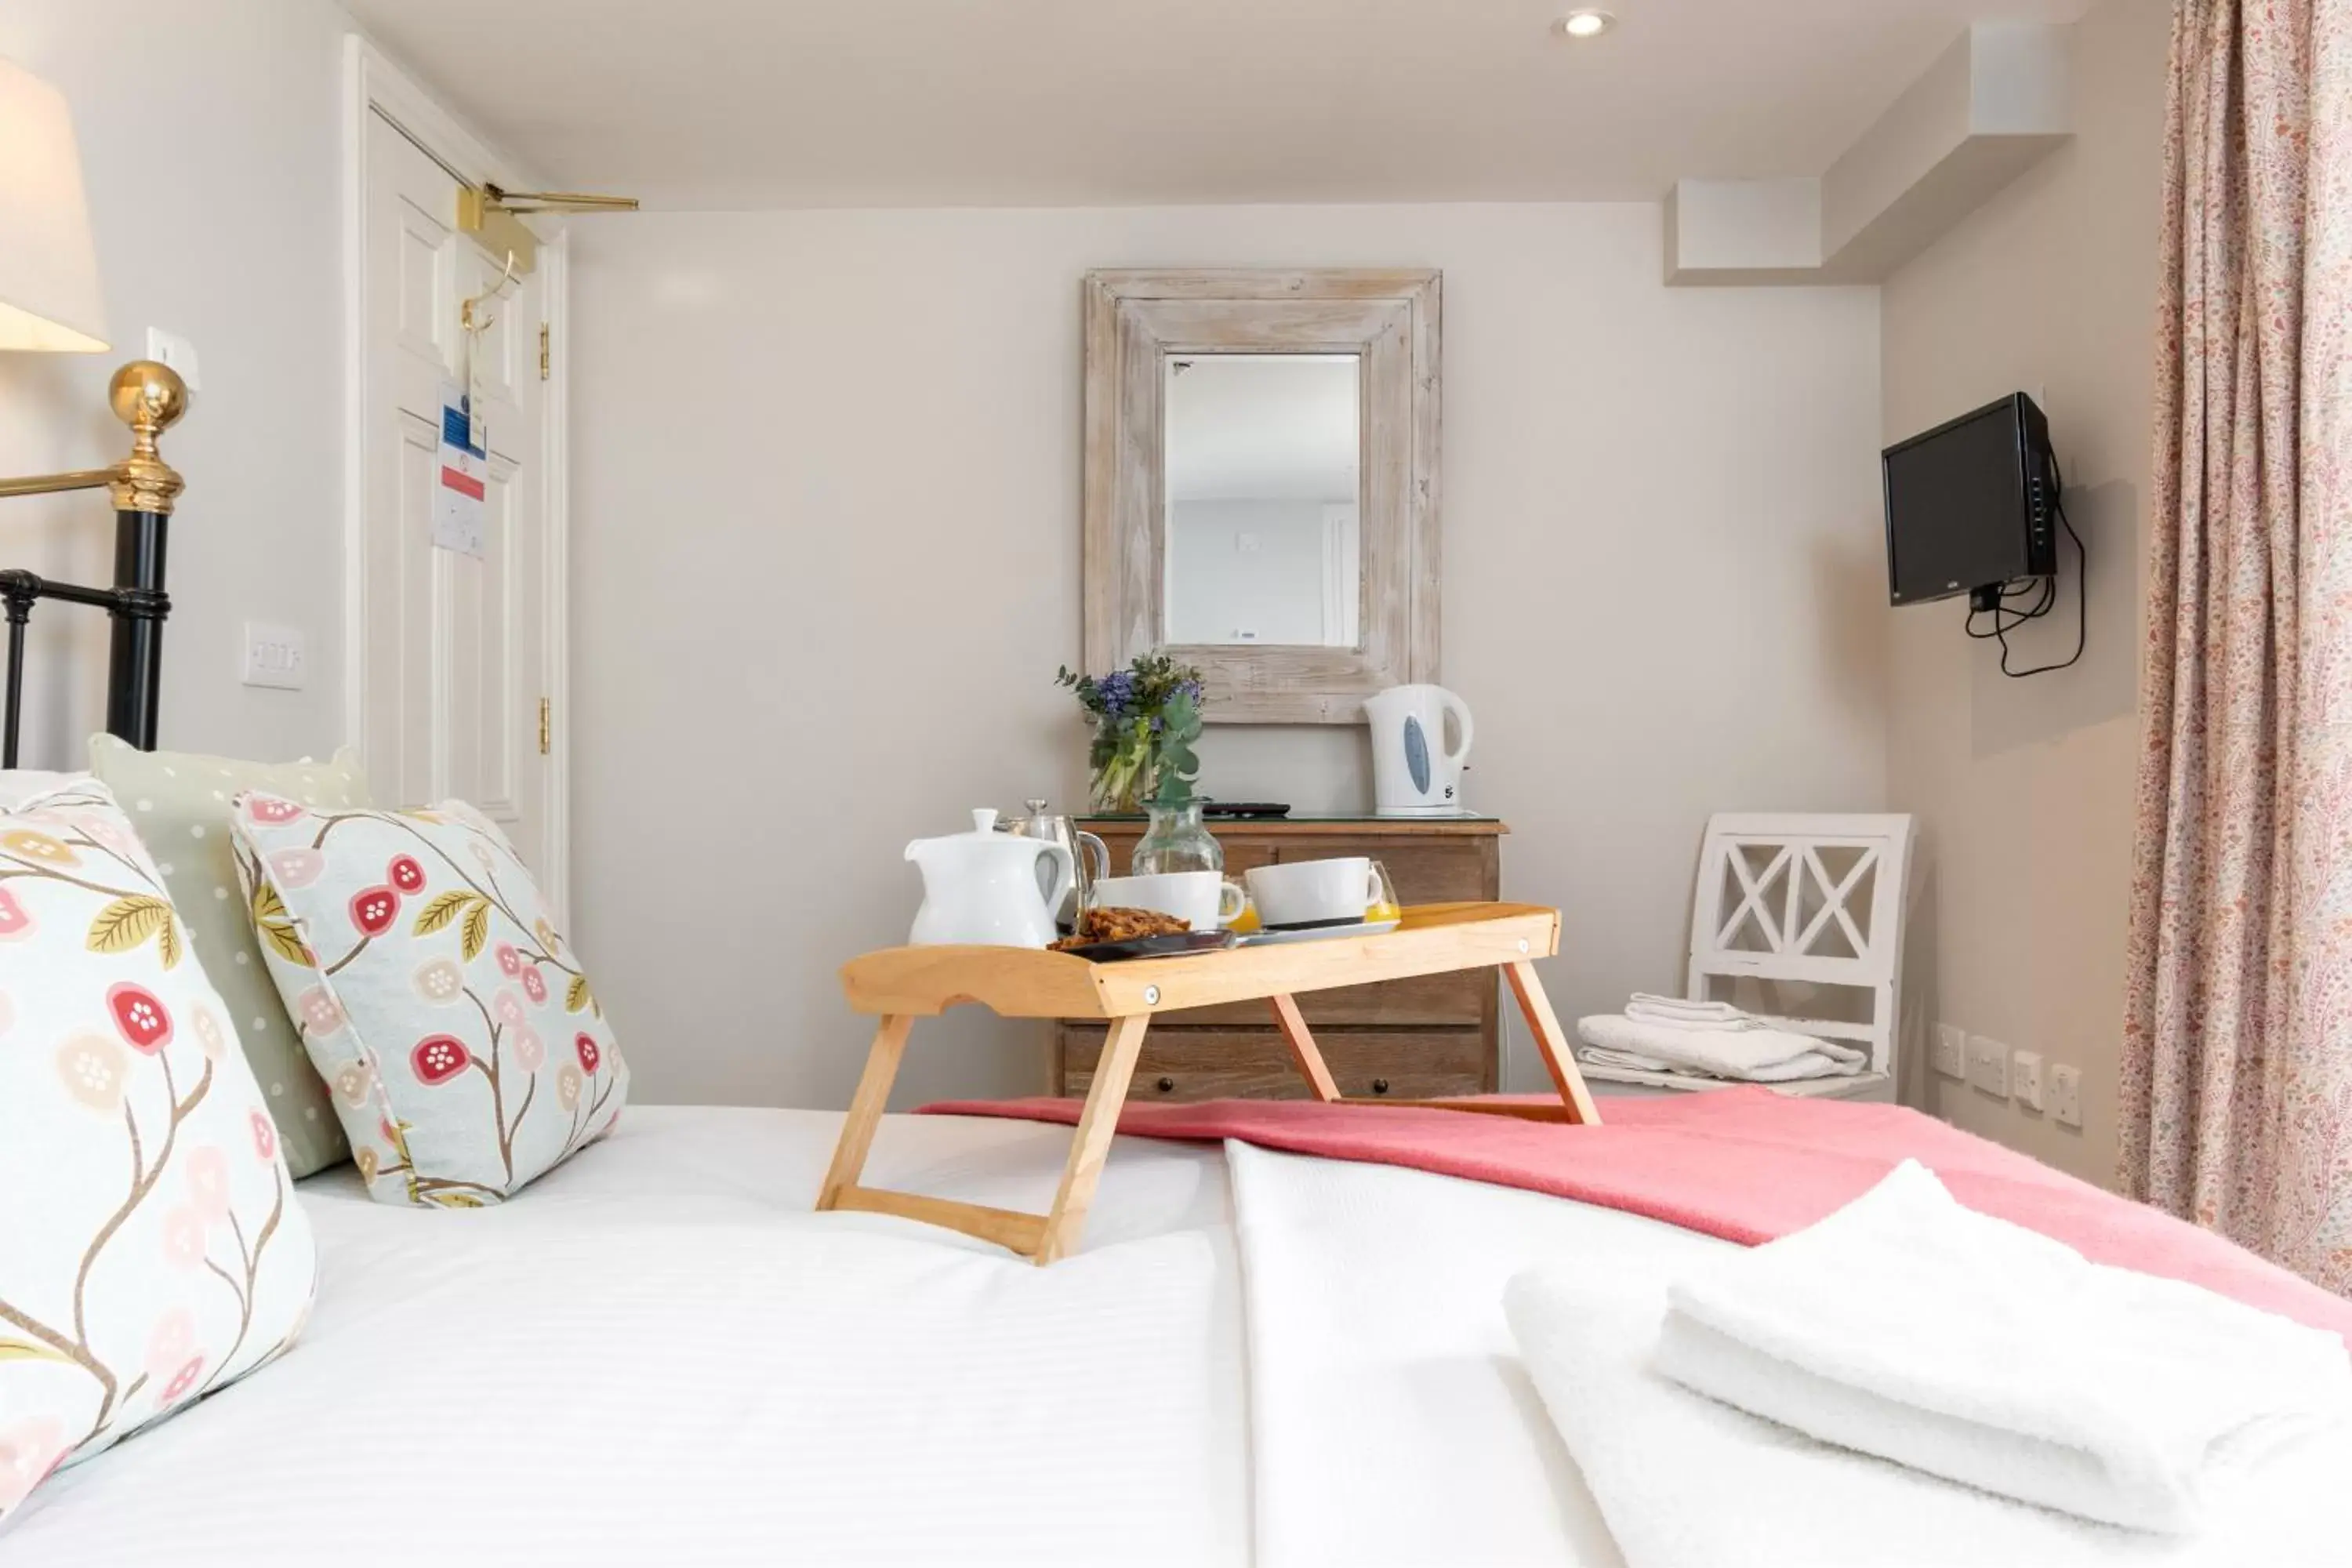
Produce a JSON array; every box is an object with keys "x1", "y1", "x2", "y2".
[{"x1": 2122, "y1": 0, "x2": 2352, "y2": 1292}]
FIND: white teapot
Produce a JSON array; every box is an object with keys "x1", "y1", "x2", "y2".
[{"x1": 906, "y1": 808, "x2": 1076, "y2": 949}]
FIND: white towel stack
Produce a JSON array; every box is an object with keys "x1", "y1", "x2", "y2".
[
  {"x1": 1574, "y1": 993, "x2": 1864, "y2": 1083},
  {"x1": 1504, "y1": 1163, "x2": 2352, "y2": 1565},
  {"x1": 1623, "y1": 993, "x2": 1749, "y2": 1028},
  {"x1": 1657, "y1": 1160, "x2": 2352, "y2": 1534}
]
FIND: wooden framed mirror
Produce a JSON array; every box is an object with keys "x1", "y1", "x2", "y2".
[{"x1": 1081, "y1": 268, "x2": 1441, "y2": 724}]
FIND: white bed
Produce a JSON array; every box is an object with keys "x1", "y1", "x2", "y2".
[{"x1": 13, "y1": 1105, "x2": 2330, "y2": 1568}]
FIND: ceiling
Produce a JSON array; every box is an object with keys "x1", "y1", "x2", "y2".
[{"x1": 345, "y1": 0, "x2": 2096, "y2": 210}]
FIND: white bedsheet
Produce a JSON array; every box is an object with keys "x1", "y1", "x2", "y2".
[
  {"x1": 2, "y1": 1107, "x2": 1250, "y2": 1568},
  {"x1": 1225, "y1": 1140, "x2": 1735, "y2": 1568}
]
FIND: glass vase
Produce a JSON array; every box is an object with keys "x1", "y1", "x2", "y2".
[
  {"x1": 1088, "y1": 739, "x2": 1163, "y2": 814},
  {"x1": 1132, "y1": 800, "x2": 1222, "y2": 877}
]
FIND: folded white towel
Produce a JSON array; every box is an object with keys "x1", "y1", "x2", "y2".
[
  {"x1": 1576, "y1": 1013, "x2": 1864, "y2": 1080},
  {"x1": 1657, "y1": 1160, "x2": 2352, "y2": 1535},
  {"x1": 1575, "y1": 1044, "x2": 1675, "y2": 1073},
  {"x1": 1624, "y1": 993, "x2": 1751, "y2": 1029},
  {"x1": 1506, "y1": 1263, "x2": 2352, "y2": 1567},
  {"x1": 1577, "y1": 1043, "x2": 1862, "y2": 1083}
]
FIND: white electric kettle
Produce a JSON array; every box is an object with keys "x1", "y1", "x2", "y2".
[
  {"x1": 906, "y1": 808, "x2": 1076, "y2": 948},
  {"x1": 1365, "y1": 684, "x2": 1474, "y2": 816}
]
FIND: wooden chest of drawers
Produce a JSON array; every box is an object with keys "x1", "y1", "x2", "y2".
[{"x1": 1054, "y1": 817, "x2": 1506, "y2": 1102}]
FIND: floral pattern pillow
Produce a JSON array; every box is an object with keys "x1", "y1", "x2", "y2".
[
  {"x1": 230, "y1": 795, "x2": 626, "y2": 1207},
  {"x1": 0, "y1": 779, "x2": 317, "y2": 1522}
]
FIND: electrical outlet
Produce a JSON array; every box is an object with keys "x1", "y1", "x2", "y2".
[
  {"x1": 1966, "y1": 1035, "x2": 2009, "y2": 1098},
  {"x1": 1932, "y1": 1023, "x2": 1966, "y2": 1080},
  {"x1": 2050, "y1": 1063, "x2": 2083, "y2": 1128},
  {"x1": 2011, "y1": 1049, "x2": 2044, "y2": 1112},
  {"x1": 241, "y1": 622, "x2": 306, "y2": 691},
  {"x1": 145, "y1": 327, "x2": 201, "y2": 392}
]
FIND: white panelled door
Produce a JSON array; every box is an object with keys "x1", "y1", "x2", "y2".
[{"x1": 358, "y1": 107, "x2": 551, "y2": 887}]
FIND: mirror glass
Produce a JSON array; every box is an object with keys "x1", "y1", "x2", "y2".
[{"x1": 1162, "y1": 352, "x2": 1361, "y2": 648}]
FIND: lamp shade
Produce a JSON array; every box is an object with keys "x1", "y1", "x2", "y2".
[{"x1": 0, "y1": 56, "x2": 107, "y2": 352}]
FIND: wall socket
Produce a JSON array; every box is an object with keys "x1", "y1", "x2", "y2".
[
  {"x1": 241, "y1": 622, "x2": 306, "y2": 691},
  {"x1": 1932, "y1": 1023, "x2": 1966, "y2": 1079},
  {"x1": 2050, "y1": 1062, "x2": 2083, "y2": 1128},
  {"x1": 146, "y1": 327, "x2": 201, "y2": 392},
  {"x1": 2011, "y1": 1049, "x2": 2044, "y2": 1112},
  {"x1": 1966, "y1": 1035, "x2": 2009, "y2": 1098}
]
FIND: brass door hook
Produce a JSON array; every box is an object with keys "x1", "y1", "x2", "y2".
[{"x1": 459, "y1": 249, "x2": 521, "y2": 336}]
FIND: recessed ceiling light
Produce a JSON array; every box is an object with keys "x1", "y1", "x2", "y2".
[{"x1": 1556, "y1": 9, "x2": 1617, "y2": 39}]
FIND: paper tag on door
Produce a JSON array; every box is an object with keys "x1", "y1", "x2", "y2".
[{"x1": 432, "y1": 379, "x2": 486, "y2": 558}]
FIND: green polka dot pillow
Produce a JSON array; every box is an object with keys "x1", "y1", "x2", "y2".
[
  {"x1": 229, "y1": 794, "x2": 627, "y2": 1207},
  {"x1": 89, "y1": 735, "x2": 369, "y2": 1178}
]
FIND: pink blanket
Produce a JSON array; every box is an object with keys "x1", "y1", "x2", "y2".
[{"x1": 918, "y1": 1089, "x2": 2352, "y2": 1341}]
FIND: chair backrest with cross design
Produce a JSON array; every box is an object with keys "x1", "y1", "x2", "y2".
[{"x1": 1686, "y1": 812, "x2": 1915, "y2": 1082}]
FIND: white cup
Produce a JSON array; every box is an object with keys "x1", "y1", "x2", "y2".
[
  {"x1": 1091, "y1": 872, "x2": 1247, "y2": 931},
  {"x1": 1243, "y1": 858, "x2": 1383, "y2": 929}
]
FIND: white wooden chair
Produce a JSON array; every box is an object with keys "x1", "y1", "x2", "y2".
[{"x1": 1583, "y1": 811, "x2": 1916, "y2": 1103}]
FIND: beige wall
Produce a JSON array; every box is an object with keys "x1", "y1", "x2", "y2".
[
  {"x1": 570, "y1": 202, "x2": 1889, "y2": 1110},
  {"x1": 0, "y1": 0, "x2": 353, "y2": 769},
  {"x1": 1880, "y1": 0, "x2": 2171, "y2": 1185}
]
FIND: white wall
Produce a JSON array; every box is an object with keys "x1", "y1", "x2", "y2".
[
  {"x1": 1880, "y1": 0, "x2": 2170, "y2": 1185},
  {"x1": 0, "y1": 0, "x2": 352, "y2": 769},
  {"x1": 571, "y1": 202, "x2": 1888, "y2": 1111}
]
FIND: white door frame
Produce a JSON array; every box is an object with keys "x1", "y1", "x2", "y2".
[{"x1": 340, "y1": 36, "x2": 572, "y2": 918}]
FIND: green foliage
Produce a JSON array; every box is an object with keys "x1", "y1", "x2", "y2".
[{"x1": 1057, "y1": 655, "x2": 1207, "y2": 810}]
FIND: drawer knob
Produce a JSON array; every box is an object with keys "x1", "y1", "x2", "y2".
[
  {"x1": 1156, "y1": 1076, "x2": 1176, "y2": 1094},
  {"x1": 1371, "y1": 1077, "x2": 1391, "y2": 1095}
]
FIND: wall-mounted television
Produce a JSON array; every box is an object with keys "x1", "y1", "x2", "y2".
[{"x1": 1882, "y1": 392, "x2": 2056, "y2": 607}]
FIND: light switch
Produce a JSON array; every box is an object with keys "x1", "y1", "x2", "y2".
[
  {"x1": 241, "y1": 622, "x2": 305, "y2": 691},
  {"x1": 2011, "y1": 1049, "x2": 2044, "y2": 1112},
  {"x1": 1965, "y1": 1034, "x2": 2009, "y2": 1099},
  {"x1": 1931, "y1": 1023, "x2": 1965, "y2": 1079},
  {"x1": 146, "y1": 327, "x2": 201, "y2": 392},
  {"x1": 2050, "y1": 1063, "x2": 2083, "y2": 1128}
]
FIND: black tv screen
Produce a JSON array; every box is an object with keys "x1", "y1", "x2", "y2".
[{"x1": 1882, "y1": 393, "x2": 2056, "y2": 605}]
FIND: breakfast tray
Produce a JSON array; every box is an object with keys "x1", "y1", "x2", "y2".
[{"x1": 817, "y1": 902, "x2": 1601, "y2": 1263}]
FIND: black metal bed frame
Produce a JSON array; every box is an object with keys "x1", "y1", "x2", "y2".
[{"x1": 0, "y1": 361, "x2": 187, "y2": 769}]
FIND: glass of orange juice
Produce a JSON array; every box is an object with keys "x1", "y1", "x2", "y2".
[{"x1": 1367, "y1": 860, "x2": 1403, "y2": 925}]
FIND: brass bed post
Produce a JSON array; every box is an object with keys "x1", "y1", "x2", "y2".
[{"x1": 0, "y1": 360, "x2": 186, "y2": 763}]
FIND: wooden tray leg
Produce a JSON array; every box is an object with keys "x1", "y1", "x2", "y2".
[
  {"x1": 1504, "y1": 960, "x2": 1602, "y2": 1125},
  {"x1": 1036, "y1": 1011, "x2": 1152, "y2": 1265},
  {"x1": 1269, "y1": 993, "x2": 1341, "y2": 1102},
  {"x1": 815, "y1": 1014, "x2": 915, "y2": 1210}
]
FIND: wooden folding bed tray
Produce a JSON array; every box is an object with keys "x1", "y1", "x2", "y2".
[{"x1": 816, "y1": 902, "x2": 1601, "y2": 1263}]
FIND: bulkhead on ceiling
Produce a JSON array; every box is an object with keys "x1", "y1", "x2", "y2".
[
  {"x1": 338, "y1": 0, "x2": 2096, "y2": 212},
  {"x1": 1664, "y1": 23, "x2": 2075, "y2": 287}
]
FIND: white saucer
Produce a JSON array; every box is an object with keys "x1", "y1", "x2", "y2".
[{"x1": 1235, "y1": 918, "x2": 1402, "y2": 946}]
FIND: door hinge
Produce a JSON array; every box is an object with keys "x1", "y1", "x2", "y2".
[
  {"x1": 538, "y1": 323, "x2": 550, "y2": 380},
  {"x1": 538, "y1": 697, "x2": 551, "y2": 755}
]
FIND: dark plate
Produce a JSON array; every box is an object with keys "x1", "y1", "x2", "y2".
[
  {"x1": 1056, "y1": 929, "x2": 1241, "y2": 963},
  {"x1": 1258, "y1": 915, "x2": 1366, "y2": 933}
]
